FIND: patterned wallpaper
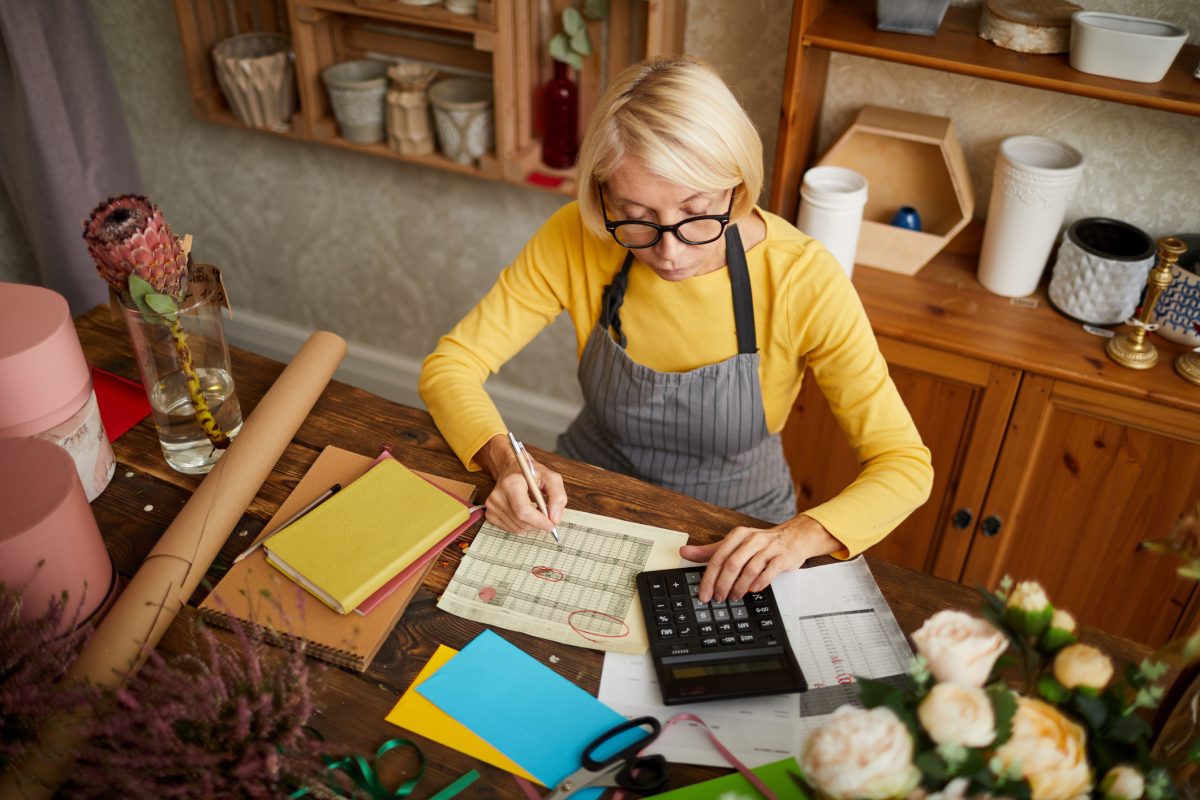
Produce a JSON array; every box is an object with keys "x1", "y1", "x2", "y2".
[{"x1": 0, "y1": 0, "x2": 1196, "y2": 408}]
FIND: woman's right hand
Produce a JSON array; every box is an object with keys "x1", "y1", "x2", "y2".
[{"x1": 474, "y1": 433, "x2": 567, "y2": 535}]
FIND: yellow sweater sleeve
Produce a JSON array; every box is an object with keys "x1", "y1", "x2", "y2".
[
  {"x1": 782, "y1": 245, "x2": 933, "y2": 557},
  {"x1": 419, "y1": 205, "x2": 581, "y2": 470}
]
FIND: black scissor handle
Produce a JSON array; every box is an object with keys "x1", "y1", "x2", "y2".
[
  {"x1": 615, "y1": 753, "x2": 669, "y2": 794},
  {"x1": 581, "y1": 716, "x2": 661, "y2": 772}
]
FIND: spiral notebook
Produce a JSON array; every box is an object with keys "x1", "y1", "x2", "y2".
[{"x1": 199, "y1": 446, "x2": 479, "y2": 671}]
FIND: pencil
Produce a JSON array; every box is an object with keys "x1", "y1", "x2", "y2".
[
  {"x1": 506, "y1": 432, "x2": 561, "y2": 544},
  {"x1": 232, "y1": 483, "x2": 341, "y2": 564}
]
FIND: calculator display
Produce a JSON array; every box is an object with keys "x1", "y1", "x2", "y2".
[{"x1": 670, "y1": 657, "x2": 788, "y2": 680}]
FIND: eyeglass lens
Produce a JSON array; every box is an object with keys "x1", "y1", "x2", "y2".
[{"x1": 611, "y1": 218, "x2": 725, "y2": 248}]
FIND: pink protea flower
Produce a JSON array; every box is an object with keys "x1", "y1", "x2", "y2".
[{"x1": 82, "y1": 194, "x2": 188, "y2": 301}]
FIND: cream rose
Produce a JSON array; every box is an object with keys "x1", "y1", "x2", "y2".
[
  {"x1": 1050, "y1": 609, "x2": 1076, "y2": 633},
  {"x1": 994, "y1": 697, "x2": 1092, "y2": 800},
  {"x1": 1101, "y1": 766, "x2": 1144, "y2": 800},
  {"x1": 1053, "y1": 643, "x2": 1114, "y2": 691},
  {"x1": 1007, "y1": 581, "x2": 1050, "y2": 612},
  {"x1": 917, "y1": 683, "x2": 996, "y2": 748},
  {"x1": 802, "y1": 706, "x2": 922, "y2": 800},
  {"x1": 910, "y1": 611, "x2": 1007, "y2": 687}
]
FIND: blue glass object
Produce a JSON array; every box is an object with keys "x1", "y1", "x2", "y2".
[{"x1": 891, "y1": 206, "x2": 921, "y2": 231}]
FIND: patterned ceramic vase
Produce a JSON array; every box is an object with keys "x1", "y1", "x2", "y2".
[
  {"x1": 1148, "y1": 234, "x2": 1200, "y2": 346},
  {"x1": 1047, "y1": 218, "x2": 1155, "y2": 326},
  {"x1": 429, "y1": 78, "x2": 493, "y2": 166}
]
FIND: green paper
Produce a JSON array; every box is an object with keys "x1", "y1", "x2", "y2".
[{"x1": 653, "y1": 757, "x2": 809, "y2": 800}]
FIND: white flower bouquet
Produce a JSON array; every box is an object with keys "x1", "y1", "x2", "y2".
[{"x1": 795, "y1": 578, "x2": 1177, "y2": 800}]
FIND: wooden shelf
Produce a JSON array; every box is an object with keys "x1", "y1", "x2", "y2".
[
  {"x1": 300, "y1": 0, "x2": 497, "y2": 35},
  {"x1": 806, "y1": 0, "x2": 1200, "y2": 117}
]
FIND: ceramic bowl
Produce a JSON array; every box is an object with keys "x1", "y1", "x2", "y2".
[
  {"x1": 1047, "y1": 218, "x2": 1155, "y2": 326},
  {"x1": 1149, "y1": 234, "x2": 1200, "y2": 346},
  {"x1": 1070, "y1": 11, "x2": 1188, "y2": 83}
]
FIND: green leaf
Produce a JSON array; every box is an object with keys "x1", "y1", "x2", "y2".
[
  {"x1": 987, "y1": 685, "x2": 1017, "y2": 747},
  {"x1": 566, "y1": 50, "x2": 583, "y2": 71},
  {"x1": 583, "y1": 0, "x2": 609, "y2": 20},
  {"x1": 144, "y1": 293, "x2": 180, "y2": 321},
  {"x1": 562, "y1": 7, "x2": 586, "y2": 36},
  {"x1": 856, "y1": 675, "x2": 905, "y2": 709},
  {"x1": 549, "y1": 32, "x2": 572, "y2": 64},
  {"x1": 1140, "y1": 659, "x2": 1168, "y2": 681},
  {"x1": 1072, "y1": 692, "x2": 1108, "y2": 730},
  {"x1": 128, "y1": 274, "x2": 154, "y2": 305},
  {"x1": 1107, "y1": 712, "x2": 1153, "y2": 744},
  {"x1": 1037, "y1": 674, "x2": 1070, "y2": 704},
  {"x1": 915, "y1": 751, "x2": 949, "y2": 782},
  {"x1": 570, "y1": 29, "x2": 592, "y2": 56}
]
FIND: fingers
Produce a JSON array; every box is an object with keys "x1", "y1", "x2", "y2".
[
  {"x1": 540, "y1": 466, "x2": 568, "y2": 525},
  {"x1": 485, "y1": 465, "x2": 565, "y2": 536},
  {"x1": 679, "y1": 542, "x2": 721, "y2": 562},
  {"x1": 697, "y1": 528, "x2": 750, "y2": 603},
  {"x1": 699, "y1": 527, "x2": 808, "y2": 603}
]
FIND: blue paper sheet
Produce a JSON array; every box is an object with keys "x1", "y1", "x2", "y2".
[{"x1": 416, "y1": 629, "x2": 646, "y2": 797}]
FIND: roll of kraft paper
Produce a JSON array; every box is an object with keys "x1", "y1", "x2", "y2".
[{"x1": 0, "y1": 331, "x2": 346, "y2": 800}]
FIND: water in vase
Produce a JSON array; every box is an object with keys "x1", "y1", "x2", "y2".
[{"x1": 148, "y1": 367, "x2": 243, "y2": 474}]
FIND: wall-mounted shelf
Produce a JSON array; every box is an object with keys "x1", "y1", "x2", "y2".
[{"x1": 172, "y1": 0, "x2": 685, "y2": 196}]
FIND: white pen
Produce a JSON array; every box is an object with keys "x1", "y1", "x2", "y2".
[
  {"x1": 233, "y1": 483, "x2": 341, "y2": 564},
  {"x1": 506, "y1": 431, "x2": 561, "y2": 544}
]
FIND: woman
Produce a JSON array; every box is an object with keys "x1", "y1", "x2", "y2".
[{"x1": 420, "y1": 55, "x2": 932, "y2": 604}]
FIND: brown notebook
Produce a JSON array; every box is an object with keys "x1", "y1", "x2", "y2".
[{"x1": 199, "y1": 446, "x2": 477, "y2": 671}]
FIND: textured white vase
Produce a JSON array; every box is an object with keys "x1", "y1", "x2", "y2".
[
  {"x1": 978, "y1": 136, "x2": 1085, "y2": 297},
  {"x1": 429, "y1": 78, "x2": 493, "y2": 165},
  {"x1": 1047, "y1": 219, "x2": 1155, "y2": 325},
  {"x1": 796, "y1": 166, "x2": 868, "y2": 278}
]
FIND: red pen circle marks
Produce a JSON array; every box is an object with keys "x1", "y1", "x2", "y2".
[
  {"x1": 478, "y1": 586, "x2": 498, "y2": 602},
  {"x1": 568, "y1": 609, "x2": 630, "y2": 642},
  {"x1": 531, "y1": 566, "x2": 565, "y2": 582}
]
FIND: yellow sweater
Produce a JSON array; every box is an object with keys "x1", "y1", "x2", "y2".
[{"x1": 419, "y1": 202, "x2": 933, "y2": 556}]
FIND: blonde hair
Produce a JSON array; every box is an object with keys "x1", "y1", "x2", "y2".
[{"x1": 576, "y1": 55, "x2": 763, "y2": 240}]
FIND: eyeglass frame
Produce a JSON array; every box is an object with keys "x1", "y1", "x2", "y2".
[{"x1": 598, "y1": 185, "x2": 735, "y2": 249}]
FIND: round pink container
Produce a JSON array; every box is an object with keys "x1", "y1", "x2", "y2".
[
  {"x1": 0, "y1": 282, "x2": 115, "y2": 500},
  {"x1": 0, "y1": 437, "x2": 115, "y2": 632}
]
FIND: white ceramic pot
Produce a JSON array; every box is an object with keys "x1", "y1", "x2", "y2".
[
  {"x1": 1047, "y1": 218, "x2": 1155, "y2": 325},
  {"x1": 428, "y1": 78, "x2": 493, "y2": 165},
  {"x1": 796, "y1": 166, "x2": 869, "y2": 278},
  {"x1": 1070, "y1": 11, "x2": 1188, "y2": 84},
  {"x1": 322, "y1": 59, "x2": 389, "y2": 144},
  {"x1": 978, "y1": 136, "x2": 1085, "y2": 298}
]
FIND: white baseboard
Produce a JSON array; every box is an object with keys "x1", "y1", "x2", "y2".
[{"x1": 222, "y1": 308, "x2": 580, "y2": 451}]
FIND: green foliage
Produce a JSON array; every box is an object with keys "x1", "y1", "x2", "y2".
[
  {"x1": 986, "y1": 685, "x2": 1016, "y2": 748},
  {"x1": 127, "y1": 274, "x2": 179, "y2": 324},
  {"x1": 548, "y1": 1, "x2": 609, "y2": 70}
]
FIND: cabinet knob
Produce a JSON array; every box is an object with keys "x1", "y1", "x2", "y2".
[
  {"x1": 981, "y1": 515, "x2": 1002, "y2": 537},
  {"x1": 951, "y1": 508, "x2": 974, "y2": 530}
]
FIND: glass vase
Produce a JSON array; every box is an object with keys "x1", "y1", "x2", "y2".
[
  {"x1": 120, "y1": 293, "x2": 243, "y2": 474},
  {"x1": 541, "y1": 60, "x2": 578, "y2": 169}
]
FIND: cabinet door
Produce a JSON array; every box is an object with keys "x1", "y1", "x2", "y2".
[
  {"x1": 961, "y1": 376, "x2": 1200, "y2": 647},
  {"x1": 781, "y1": 337, "x2": 1019, "y2": 577}
]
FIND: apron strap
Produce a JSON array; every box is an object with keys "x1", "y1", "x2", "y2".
[
  {"x1": 599, "y1": 225, "x2": 756, "y2": 353},
  {"x1": 725, "y1": 224, "x2": 757, "y2": 355}
]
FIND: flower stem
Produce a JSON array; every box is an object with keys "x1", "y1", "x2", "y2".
[{"x1": 167, "y1": 316, "x2": 231, "y2": 449}]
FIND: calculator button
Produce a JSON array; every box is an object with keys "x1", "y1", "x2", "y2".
[
  {"x1": 678, "y1": 625, "x2": 694, "y2": 637},
  {"x1": 653, "y1": 601, "x2": 668, "y2": 611},
  {"x1": 748, "y1": 592, "x2": 767, "y2": 603},
  {"x1": 720, "y1": 635, "x2": 737, "y2": 646},
  {"x1": 713, "y1": 608, "x2": 731, "y2": 622},
  {"x1": 656, "y1": 614, "x2": 671, "y2": 625},
  {"x1": 688, "y1": 584, "x2": 700, "y2": 597},
  {"x1": 668, "y1": 578, "x2": 689, "y2": 597},
  {"x1": 648, "y1": 579, "x2": 667, "y2": 598},
  {"x1": 668, "y1": 644, "x2": 692, "y2": 656},
  {"x1": 685, "y1": 571, "x2": 702, "y2": 584},
  {"x1": 691, "y1": 597, "x2": 709, "y2": 611},
  {"x1": 764, "y1": 635, "x2": 779, "y2": 647},
  {"x1": 717, "y1": 622, "x2": 733, "y2": 634},
  {"x1": 674, "y1": 613, "x2": 690, "y2": 624},
  {"x1": 739, "y1": 634, "x2": 755, "y2": 644},
  {"x1": 753, "y1": 605, "x2": 772, "y2": 615},
  {"x1": 708, "y1": 599, "x2": 727, "y2": 610},
  {"x1": 759, "y1": 619, "x2": 775, "y2": 630},
  {"x1": 695, "y1": 610, "x2": 713, "y2": 623},
  {"x1": 727, "y1": 597, "x2": 745, "y2": 607},
  {"x1": 701, "y1": 637, "x2": 719, "y2": 647},
  {"x1": 699, "y1": 623, "x2": 715, "y2": 635},
  {"x1": 659, "y1": 627, "x2": 675, "y2": 638},
  {"x1": 736, "y1": 620, "x2": 752, "y2": 630},
  {"x1": 671, "y1": 599, "x2": 688, "y2": 611},
  {"x1": 732, "y1": 607, "x2": 749, "y2": 620}
]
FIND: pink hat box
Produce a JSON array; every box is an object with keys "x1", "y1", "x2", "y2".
[
  {"x1": 0, "y1": 282, "x2": 115, "y2": 500},
  {"x1": 0, "y1": 437, "x2": 116, "y2": 633}
]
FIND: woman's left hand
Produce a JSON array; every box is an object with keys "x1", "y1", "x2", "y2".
[{"x1": 680, "y1": 515, "x2": 843, "y2": 603}]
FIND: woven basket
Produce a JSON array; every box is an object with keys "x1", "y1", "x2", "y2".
[{"x1": 212, "y1": 33, "x2": 296, "y2": 131}]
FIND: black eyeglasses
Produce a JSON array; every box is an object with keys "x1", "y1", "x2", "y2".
[{"x1": 599, "y1": 186, "x2": 734, "y2": 249}]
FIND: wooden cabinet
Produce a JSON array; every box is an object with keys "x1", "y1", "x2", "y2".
[
  {"x1": 171, "y1": 0, "x2": 685, "y2": 194},
  {"x1": 771, "y1": 0, "x2": 1200, "y2": 648}
]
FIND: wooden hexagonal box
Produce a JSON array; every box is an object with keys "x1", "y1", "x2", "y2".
[{"x1": 817, "y1": 105, "x2": 974, "y2": 275}]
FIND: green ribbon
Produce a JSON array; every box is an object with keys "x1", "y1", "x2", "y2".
[{"x1": 290, "y1": 735, "x2": 479, "y2": 800}]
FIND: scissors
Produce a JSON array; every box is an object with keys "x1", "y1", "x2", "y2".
[{"x1": 545, "y1": 715, "x2": 669, "y2": 798}]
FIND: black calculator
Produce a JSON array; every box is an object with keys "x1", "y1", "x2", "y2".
[{"x1": 636, "y1": 567, "x2": 807, "y2": 705}]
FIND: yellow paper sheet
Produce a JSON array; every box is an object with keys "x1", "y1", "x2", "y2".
[{"x1": 385, "y1": 645, "x2": 539, "y2": 783}]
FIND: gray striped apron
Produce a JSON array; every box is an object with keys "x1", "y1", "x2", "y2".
[{"x1": 557, "y1": 226, "x2": 798, "y2": 523}]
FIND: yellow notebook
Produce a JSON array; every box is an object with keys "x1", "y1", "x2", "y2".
[{"x1": 264, "y1": 458, "x2": 471, "y2": 614}]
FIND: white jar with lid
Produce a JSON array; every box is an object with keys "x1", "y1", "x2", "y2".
[{"x1": 797, "y1": 166, "x2": 869, "y2": 278}]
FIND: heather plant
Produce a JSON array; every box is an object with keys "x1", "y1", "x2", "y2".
[
  {"x1": 65, "y1": 618, "x2": 354, "y2": 799},
  {"x1": 0, "y1": 581, "x2": 92, "y2": 773}
]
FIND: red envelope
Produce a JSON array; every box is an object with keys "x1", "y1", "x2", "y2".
[{"x1": 90, "y1": 366, "x2": 151, "y2": 442}]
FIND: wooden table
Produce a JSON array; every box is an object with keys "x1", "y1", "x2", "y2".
[{"x1": 75, "y1": 307, "x2": 1158, "y2": 796}]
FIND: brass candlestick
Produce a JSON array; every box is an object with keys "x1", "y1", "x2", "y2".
[
  {"x1": 1178, "y1": 349, "x2": 1200, "y2": 386},
  {"x1": 1107, "y1": 236, "x2": 1187, "y2": 369}
]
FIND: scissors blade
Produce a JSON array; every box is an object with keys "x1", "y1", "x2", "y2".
[{"x1": 544, "y1": 761, "x2": 623, "y2": 799}]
